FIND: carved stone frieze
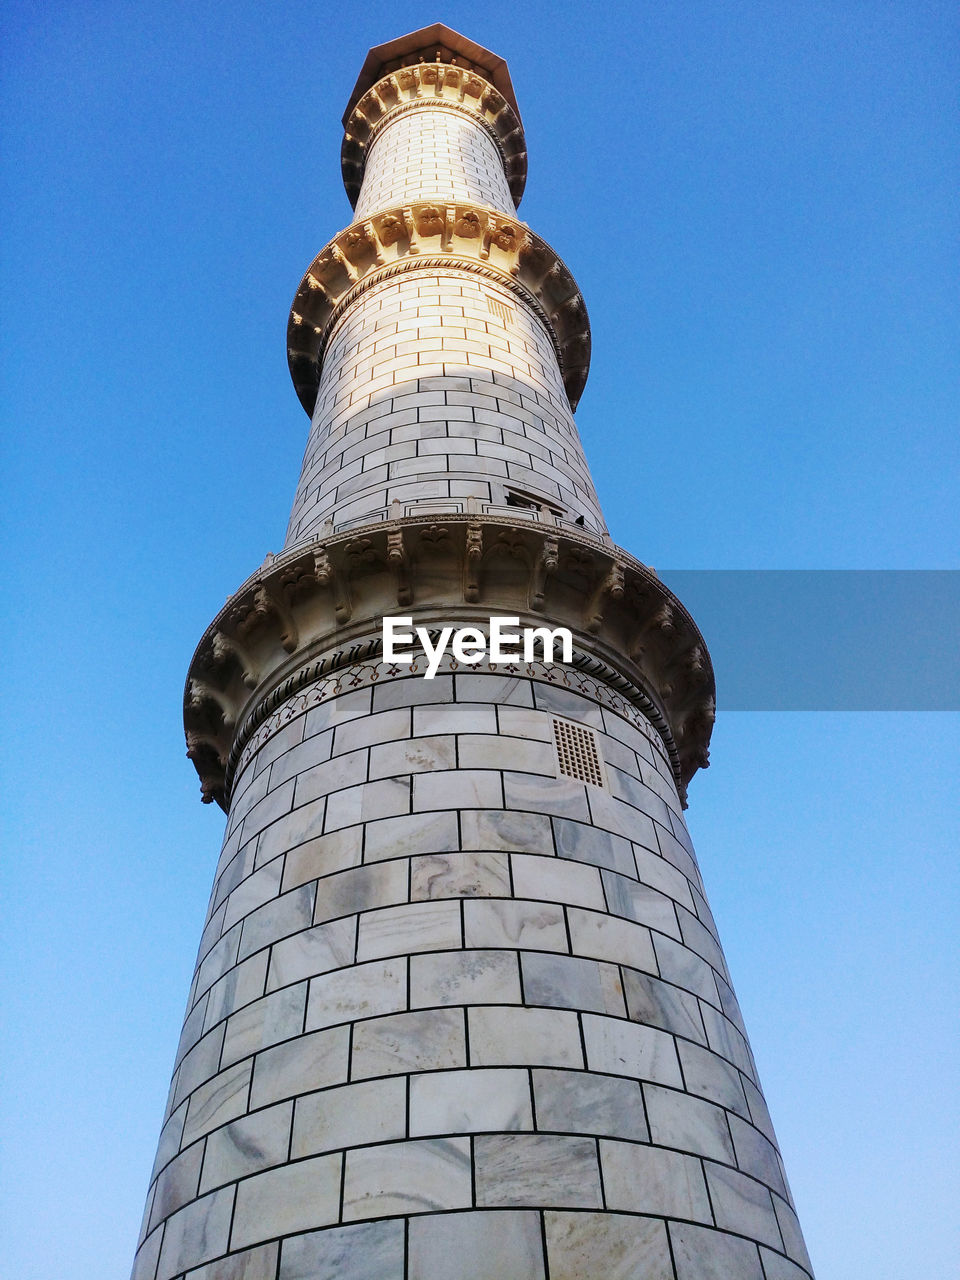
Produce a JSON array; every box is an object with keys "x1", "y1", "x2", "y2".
[
  {"x1": 183, "y1": 516, "x2": 714, "y2": 811},
  {"x1": 341, "y1": 62, "x2": 527, "y2": 208},
  {"x1": 287, "y1": 200, "x2": 590, "y2": 415}
]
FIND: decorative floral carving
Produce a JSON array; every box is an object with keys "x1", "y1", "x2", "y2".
[
  {"x1": 211, "y1": 631, "x2": 258, "y2": 690},
  {"x1": 493, "y1": 529, "x2": 528, "y2": 560},
  {"x1": 416, "y1": 206, "x2": 444, "y2": 237},
  {"x1": 345, "y1": 537, "x2": 378, "y2": 567},
  {"x1": 419, "y1": 524, "x2": 450, "y2": 544},
  {"x1": 377, "y1": 213, "x2": 406, "y2": 246},
  {"x1": 490, "y1": 222, "x2": 518, "y2": 252},
  {"x1": 343, "y1": 225, "x2": 382, "y2": 266},
  {"x1": 454, "y1": 210, "x2": 482, "y2": 238}
]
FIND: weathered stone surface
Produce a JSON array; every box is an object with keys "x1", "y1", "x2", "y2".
[
  {"x1": 410, "y1": 1067, "x2": 532, "y2": 1135},
  {"x1": 475, "y1": 1134, "x2": 603, "y2": 1208},
  {"x1": 544, "y1": 1211, "x2": 673, "y2": 1280},
  {"x1": 342, "y1": 1138, "x2": 472, "y2": 1219},
  {"x1": 231, "y1": 1154, "x2": 342, "y2": 1249},
  {"x1": 533, "y1": 1067, "x2": 648, "y2": 1141},
  {"x1": 408, "y1": 1210, "x2": 545, "y2": 1280},
  {"x1": 280, "y1": 1221, "x2": 404, "y2": 1280}
]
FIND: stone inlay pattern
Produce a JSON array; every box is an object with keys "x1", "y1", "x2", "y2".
[
  {"x1": 231, "y1": 658, "x2": 672, "y2": 799},
  {"x1": 132, "y1": 670, "x2": 813, "y2": 1280}
]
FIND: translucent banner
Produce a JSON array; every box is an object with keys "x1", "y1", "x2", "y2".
[{"x1": 658, "y1": 570, "x2": 960, "y2": 710}]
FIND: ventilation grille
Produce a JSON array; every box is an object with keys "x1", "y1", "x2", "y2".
[
  {"x1": 553, "y1": 718, "x2": 605, "y2": 788},
  {"x1": 486, "y1": 295, "x2": 515, "y2": 326}
]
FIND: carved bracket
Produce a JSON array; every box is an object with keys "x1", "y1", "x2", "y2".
[
  {"x1": 211, "y1": 631, "x2": 259, "y2": 691},
  {"x1": 387, "y1": 527, "x2": 412, "y2": 606},
  {"x1": 530, "y1": 536, "x2": 559, "y2": 611},
  {"x1": 585, "y1": 560, "x2": 626, "y2": 634}
]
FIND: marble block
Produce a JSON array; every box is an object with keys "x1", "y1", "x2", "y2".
[
  {"x1": 544, "y1": 1211, "x2": 673, "y2": 1280},
  {"x1": 342, "y1": 1137, "x2": 472, "y2": 1220},
  {"x1": 408, "y1": 1210, "x2": 545, "y2": 1280}
]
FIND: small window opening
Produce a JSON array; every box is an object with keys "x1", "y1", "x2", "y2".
[
  {"x1": 553, "y1": 718, "x2": 606, "y2": 788},
  {"x1": 505, "y1": 487, "x2": 566, "y2": 519}
]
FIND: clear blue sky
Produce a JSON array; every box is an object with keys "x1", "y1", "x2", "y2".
[{"x1": 2, "y1": 3, "x2": 957, "y2": 1277}]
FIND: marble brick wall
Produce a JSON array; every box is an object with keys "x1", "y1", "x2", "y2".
[
  {"x1": 131, "y1": 666, "x2": 813, "y2": 1280},
  {"x1": 353, "y1": 108, "x2": 516, "y2": 219},
  {"x1": 283, "y1": 272, "x2": 607, "y2": 544}
]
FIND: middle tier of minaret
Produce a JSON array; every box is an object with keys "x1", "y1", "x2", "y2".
[{"x1": 284, "y1": 271, "x2": 608, "y2": 545}]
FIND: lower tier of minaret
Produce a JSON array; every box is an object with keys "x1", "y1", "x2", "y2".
[
  {"x1": 284, "y1": 269, "x2": 605, "y2": 545},
  {"x1": 133, "y1": 662, "x2": 813, "y2": 1280}
]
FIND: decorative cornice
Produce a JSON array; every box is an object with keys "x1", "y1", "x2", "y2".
[
  {"x1": 183, "y1": 516, "x2": 715, "y2": 811},
  {"x1": 287, "y1": 200, "x2": 590, "y2": 416},
  {"x1": 342, "y1": 62, "x2": 526, "y2": 208}
]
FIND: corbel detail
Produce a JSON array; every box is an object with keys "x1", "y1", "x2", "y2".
[
  {"x1": 252, "y1": 583, "x2": 298, "y2": 654},
  {"x1": 211, "y1": 631, "x2": 259, "y2": 690},
  {"x1": 464, "y1": 521, "x2": 483, "y2": 603},
  {"x1": 585, "y1": 561, "x2": 625, "y2": 634},
  {"x1": 387, "y1": 527, "x2": 413, "y2": 607},
  {"x1": 341, "y1": 62, "x2": 527, "y2": 208},
  {"x1": 530, "y1": 536, "x2": 559, "y2": 611},
  {"x1": 314, "y1": 546, "x2": 351, "y2": 624},
  {"x1": 287, "y1": 198, "x2": 590, "y2": 416},
  {"x1": 185, "y1": 728, "x2": 226, "y2": 768},
  {"x1": 186, "y1": 678, "x2": 235, "y2": 728}
]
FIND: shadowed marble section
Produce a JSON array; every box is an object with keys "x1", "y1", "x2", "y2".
[{"x1": 280, "y1": 1220, "x2": 405, "y2": 1280}]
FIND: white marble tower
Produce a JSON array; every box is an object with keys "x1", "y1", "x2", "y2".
[{"x1": 132, "y1": 25, "x2": 814, "y2": 1280}]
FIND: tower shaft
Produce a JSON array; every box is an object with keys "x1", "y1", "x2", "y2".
[{"x1": 133, "y1": 25, "x2": 814, "y2": 1280}]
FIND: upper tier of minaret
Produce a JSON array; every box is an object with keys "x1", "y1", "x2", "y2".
[
  {"x1": 351, "y1": 99, "x2": 517, "y2": 220},
  {"x1": 283, "y1": 24, "x2": 601, "y2": 544},
  {"x1": 340, "y1": 23, "x2": 527, "y2": 213}
]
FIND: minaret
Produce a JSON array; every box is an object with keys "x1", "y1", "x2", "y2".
[{"x1": 133, "y1": 25, "x2": 814, "y2": 1280}]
